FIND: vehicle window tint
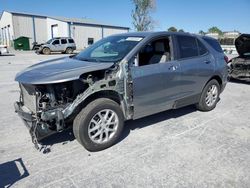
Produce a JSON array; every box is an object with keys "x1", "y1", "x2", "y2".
[
  {"x1": 52, "y1": 40, "x2": 59, "y2": 45},
  {"x1": 203, "y1": 37, "x2": 223, "y2": 53},
  {"x1": 177, "y1": 36, "x2": 198, "y2": 58},
  {"x1": 197, "y1": 40, "x2": 208, "y2": 55},
  {"x1": 68, "y1": 39, "x2": 74, "y2": 43},
  {"x1": 61, "y1": 39, "x2": 67, "y2": 44}
]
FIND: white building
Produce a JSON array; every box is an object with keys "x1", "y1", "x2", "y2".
[{"x1": 0, "y1": 11, "x2": 129, "y2": 49}]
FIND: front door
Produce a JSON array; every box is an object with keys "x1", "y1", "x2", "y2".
[
  {"x1": 130, "y1": 37, "x2": 182, "y2": 119},
  {"x1": 50, "y1": 39, "x2": 61, "y2": 52}
]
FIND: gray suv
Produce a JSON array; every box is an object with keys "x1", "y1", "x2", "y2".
[
  {"x1": 36, "y1": 37, "x2": 76, "y2": 55},
  {"x1": 14, "y1": 32, "x2": 228, "y2": 151}
]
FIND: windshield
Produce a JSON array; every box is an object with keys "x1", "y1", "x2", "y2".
[
  {"x1": 75, "y1": 36, "x2": 143, "y2": 62},
  {"x1": 46, "y1": 39, "x2": 53, "y2": 44}
]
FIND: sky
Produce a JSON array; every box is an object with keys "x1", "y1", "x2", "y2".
[{"x1": 0, "y1": 0, "x2": 250, "y2": 33}]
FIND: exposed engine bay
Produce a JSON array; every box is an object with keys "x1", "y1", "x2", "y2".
[{"x1": 229, "y1": 34, "x2": 250, "y2": 81}]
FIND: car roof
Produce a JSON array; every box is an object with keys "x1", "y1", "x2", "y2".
[
  {"x1": 52, "y1": 37, "x2": 74, "y2": 40},
  {"x1": 112, "y1": 31, "x2": 201, "y2": 38}
]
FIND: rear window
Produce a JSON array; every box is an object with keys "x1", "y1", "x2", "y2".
[
  {"x1": 203, "y1": 37, "x2": 223, "y2": 53},
  {"x1": 68, "y1": 39, "x2": 75, "y2": 43},
  {"x1": 177, "y1": 36, "x2": 199, "y2": 58},
  {"x1": 197, "y1": 40, "x2": 208, "y2": 55}
]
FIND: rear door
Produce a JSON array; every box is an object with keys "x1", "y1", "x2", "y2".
[
  {"x1": 175, "y1": 35, "x2": 214, "y2": 100},
  {"x1": 60, "y1": 39, "x2": 68, "y2": 51}
]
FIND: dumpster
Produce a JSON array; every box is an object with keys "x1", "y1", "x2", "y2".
[{"x1": 14, "y1": 36, "x2": 30, "y2": 50}]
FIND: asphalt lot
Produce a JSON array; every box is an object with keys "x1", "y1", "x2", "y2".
[{"x1": 0, "y1": 51, "x2": 250, "y2": 188}]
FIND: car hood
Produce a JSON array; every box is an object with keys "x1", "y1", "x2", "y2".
[
  {"x1": 15, "y1": 56, "x2": 114, "y2": 84},
  {"x1": 235, "y1": 34, "x2": 250, "y2": 57}
]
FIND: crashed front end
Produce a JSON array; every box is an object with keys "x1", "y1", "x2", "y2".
[
  {"x1": 14, "y1": 81, "x2": 84, "y2": 149},
  {"x1": 229, "y1": 57, "x2": 250, "y2": 80},
  {"x1": 229, "y1": 33, "x2": 250, "y2": 81}
]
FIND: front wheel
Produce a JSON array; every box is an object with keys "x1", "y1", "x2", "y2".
[
  {"x1": 42, "y1": 47, "x2": 50, "y2": 55},
  {"x1": 73, "y1": 98, "x2": 124, "y2": 151},
  {"x1": 196, "y1": 79, "x2": 220, "y2": 111}
]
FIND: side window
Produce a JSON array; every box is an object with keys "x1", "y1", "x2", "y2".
[
  {"x1": 203, "y1": 37, "x2": 223, "y2": 53},
  {"x1": 197, "y1": 40, "x2": 208, "y2": 55},
  {"x1": 88, "y1": 38, "x2": 94, "y2": 45},
  {"x1": 177, "y1": 36, "x2": 198, "y2": 59},
  {"x1": 61, "y1": 39, "x2": 67, "y2": 44},
  {"x1": 68, "y1": 39, "x2": 74, "y2": 43},
  {"x1": 52, "y1": 40, "x2": 60, "y2": 45},
  {"x1": 134, "y1": 37, "x2": 171, "y2": 67}
]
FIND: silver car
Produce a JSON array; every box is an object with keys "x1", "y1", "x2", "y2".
[
  {"x1": 36, "y1": 37, "x2": 76, "y2": 55},
  {"x1": 0, "y1": 44, "x2": 9, "y2": 55},
  {"x1": 14, "y1": 32, "x2": 228, "y2": 151}
]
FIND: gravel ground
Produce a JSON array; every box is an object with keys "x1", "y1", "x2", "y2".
[{"x1": 0, "y1": 51, "x2": 250, "y2": 188}]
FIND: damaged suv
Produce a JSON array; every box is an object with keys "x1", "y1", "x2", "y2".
[
  {"x1": 14, "y1": 32, "x2": 228, "y2": 151},
  {"x1": 228, "y1": 34, "x2": 250, "y2": 81}
]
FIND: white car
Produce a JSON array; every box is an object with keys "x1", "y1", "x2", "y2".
[{"x1": 0, "y1": 45, "x2": 9, "y2": 55}]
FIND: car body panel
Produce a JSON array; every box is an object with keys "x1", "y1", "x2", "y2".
[
  {"x1": 235, "y1": 34, "x2": 250, "y2": 57},
  {"x1": 229, "y1": 34, "x2": 250, "y2": 80},
  {"x1": 131, "y1": 60, "x2": 181, "y2": 119},
  {"x1": 15, "y1": 56, "x2": 114, "y2": 84}
]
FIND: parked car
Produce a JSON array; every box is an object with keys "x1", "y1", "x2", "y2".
[
  {"x1": 0, "y1": 44, "x2": 9, "y2": 55},
  {"x1": 14, "y1": 32, "x2": 228, "y2": 151},
  {"x1": 228, "y1": 34, "x2": 250, "y2": 81},
  {"x1": 36, "y1": 37, "x2": 76, "y2": 55}
]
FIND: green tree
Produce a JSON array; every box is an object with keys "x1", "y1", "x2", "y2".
[
  {"x1": 131, "y1": 0, "x2": 156, "y2": 31},
  {"x1": 208, "y1": 27, "x2": 223, "y2": 36},
  {"x1": 178, "y1": 29, "x2": 184, "y2": 32},
  {"x1": 199, "y1": 30, "x2": 206, "y2": 35},
  {"x1": 167, "y1": 27, "x2": 177, "y2": 32}
]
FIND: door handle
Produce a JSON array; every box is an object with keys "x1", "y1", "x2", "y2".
[
  {"x1": 168, "y1": 65, "x2": 178, "y2": 71},
  {"x1": 204, "y1": 60, "x2": 211, "y2": 64}
]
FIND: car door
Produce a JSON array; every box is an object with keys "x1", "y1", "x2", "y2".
[
  {"x1": 50, "y1": 39, "x2": 61, "y2": 52},
  {"x1": 130, "y1": 36, "x2": 182, "y2": 119},
  {"x1": 60, "y1": 39, "x2": 68, "y2": 51},
  {"x1": 175, "y1": 35, "x2": 215, "y2": 100}
]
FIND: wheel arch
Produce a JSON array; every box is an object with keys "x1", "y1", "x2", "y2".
[
  {"x1": 67, "y1": 90, "x2": 124, "y2": 122},
  {"x1": 207, "y1": 75, "x2": 222, "y2": 89}
]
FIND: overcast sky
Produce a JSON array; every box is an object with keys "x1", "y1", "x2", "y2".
[{"x1": 0, "y1": 0, "x2": 249, "y2": 33}]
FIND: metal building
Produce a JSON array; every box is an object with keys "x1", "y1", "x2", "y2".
[{"x1": 0, "y1": 11, "x2": 129, "y2": 49}]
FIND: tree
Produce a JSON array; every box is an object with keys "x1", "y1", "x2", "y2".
[
  {"x1": 178, "y1": 29, "x2": 184, "y2": 32},
  {"x1": 208, "y1": 27, "x2": 223, "y2": 36},
  {"x1": 131, "y1": 0, "x2": 156, "y2": 31},
  {"x1": 167, "y1": 27, "x2": 177, "y2": 32},
  {"x1": 199, "y1": 30, "x2": 206, "y2": 35}
]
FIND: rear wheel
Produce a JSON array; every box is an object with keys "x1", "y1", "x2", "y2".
[
  {"x1": 42, "y1": 47, "x2": 50, "y2": 55},
  {"x1": 196, "y1": 79, "x2": 220, "y2": 111},
  {"x1": 73, "y1": 98, "x2": 124, "y2": 151},
  {"x1": 65, "y1": 47, "x2": 73, "y2": 54}
]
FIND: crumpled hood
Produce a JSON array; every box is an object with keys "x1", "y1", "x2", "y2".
[
  {"x1": 235, "y1": 34, "x2": 250, "y2": 57},
  {"x1": 15, "y1": 56, "x2": 114, "y2": 84}
]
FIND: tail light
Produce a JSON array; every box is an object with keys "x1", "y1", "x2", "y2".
[{"x1": 224, "y1": 55, "x2": 229, "y2": 64}]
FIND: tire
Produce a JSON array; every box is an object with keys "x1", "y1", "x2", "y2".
[
  {"x1": 73, "y1": 98, "x2": 124, "y2": 151},
  {"x1": 196, "y1": 79, "x2": 220, "y2": 111},
  {"x1": 65, "y1": 47, "x2": 73, "y2": 54},
  {"x1": 42, "y1": 47, "x2": 50, "y2": 55}
]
